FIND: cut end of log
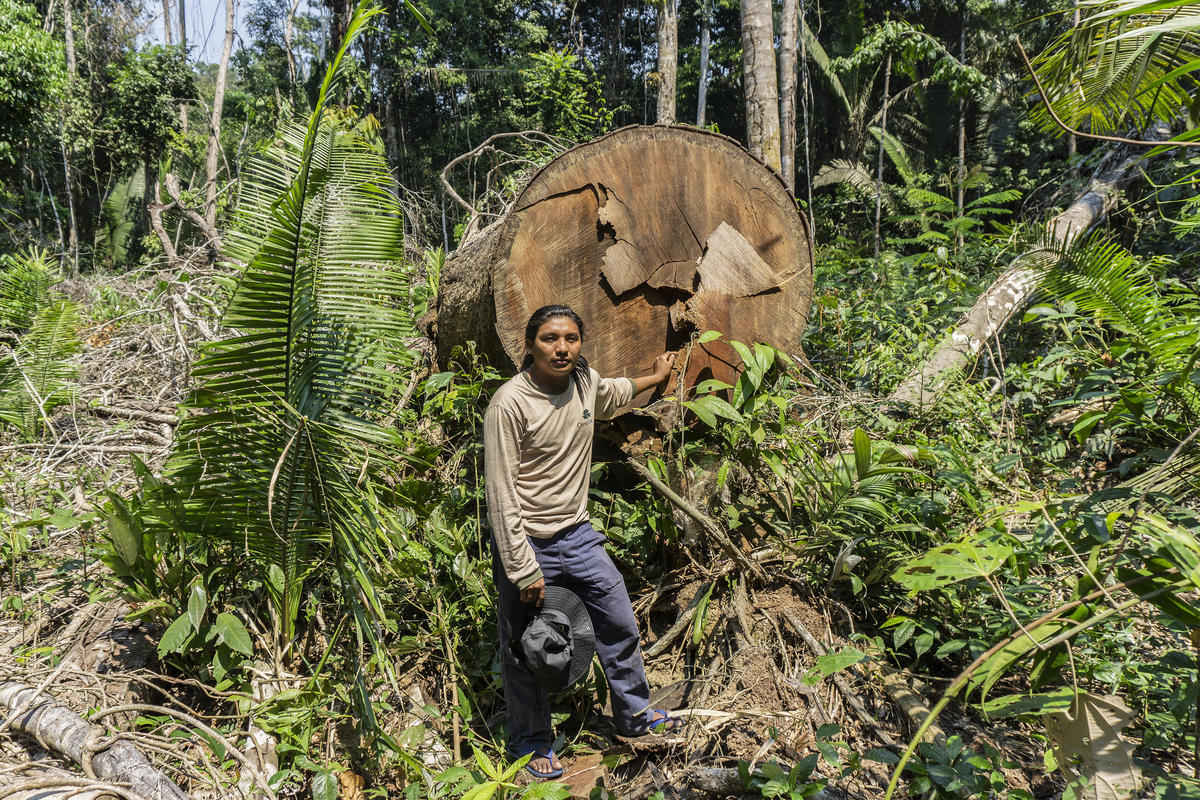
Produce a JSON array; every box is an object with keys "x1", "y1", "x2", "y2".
[{"x1": 439, "y1": 125, "x2": 814, "y2": 398}]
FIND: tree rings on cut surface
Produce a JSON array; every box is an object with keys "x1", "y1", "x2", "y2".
[{"x1": 436, "y1": 124, "x2": 814, "y2": 404}]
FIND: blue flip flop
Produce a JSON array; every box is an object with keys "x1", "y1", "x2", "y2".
[
  {"x1": 516, "y1": 747, "x2": 564, "y2": 780},
  {"x1": 647, "y1": 709, "x2": 683, "y2": 734}
]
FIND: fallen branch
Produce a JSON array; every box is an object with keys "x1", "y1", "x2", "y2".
[
  {"x1": 645, "y1": 580, "x2": 714, "y2": 658},
  {"x1": 628, "y1": 459, "x2": 766, "y2": 580},
  {"x1": 0, "y1": 681, "x2": 190, "y2": 800},
  {"x1": 86, "y1": 405, "x2": 179, "y2": 426},
  {"x1": 873, "y1": 665, "x2": 947, "y2": 747},
  {"x1": 779, "y1": 609, "x2": 900, "y2": 749},
  {"x1": 888, "y1": 123, "x2": 1168, "y2": 409}
]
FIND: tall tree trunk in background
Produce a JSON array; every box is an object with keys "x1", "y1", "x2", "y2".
[
  {"x1": 956, "y1": 5, "x2": 968, "y2": 252},
  {"x1": 696, "y1": 2, "x2": 711, "y2": 127},
  {"x1": 162, "y1": 0, "x2": 173, "y2": 44},
  {"x1": 779, "y1": 0, "x2": 799, "y2": 193},
  {"x1": 205, "y1": 0, "x2": 235, "y2": 229},
  {"x1": 1068, "y1": 0, "x2": 1080, "y2": 173},
  {"x1": 178, "y1": 0, "x2": 188, "y2": 132},
  {"x1": 286, "y1": 0, "x2": 301, "y2": 104},
  {"x1": 873, "y1": 52, "x2": 892, "y2": 258},
  {"x1": 655, "y1": 0, "x2": 678, "y2": 123},
  {"x1": 62, "y1": 0, "x2": 79, "y2": 276},
  {"x1": 739, "y1": 0, "x2": 781, "y2": 171}
]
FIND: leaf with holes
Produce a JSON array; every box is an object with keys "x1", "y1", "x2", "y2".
[{"x1": 892, "y1": 535, "x2": 1013, "y2": 592}]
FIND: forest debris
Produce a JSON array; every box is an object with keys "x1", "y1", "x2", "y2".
[
  {"x1": 680, "y1": 765, "x2": 844, "y2": 799},
  {"x1": 873, "y1": 666, "x2": 946, "y2": 747},
  {"x1": 695, "y1": 221, "x2": 781, "y2": 298},
  {"x1": 645, "y1": 580, "x2": 714, "y2": 658},
  {"x1": 627, "y1": 459, "x2": 765, "y2": 580},
  {"x1": 0, "y1": 681, "x2": 190, "y2": 800},
  {"x1": 1045, "y1": 693, "x2": 1143, "y2": 800},
  {"x1": 85, "y1": 405, "x2": 178, "y2": 426},
  {"x1": 778, "y1": 610, "x2": 900, "y2": 749}
]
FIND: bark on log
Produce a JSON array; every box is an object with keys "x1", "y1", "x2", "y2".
[
  {"x1": 435, "y1": 125, "x2": 814, "y2": 398},
  {"x1": 888, "y1": 138, "x2": 1158, "y2": 409},
  {"x1": 0, "y1": 681, "x2": 190, "y2": 800}
]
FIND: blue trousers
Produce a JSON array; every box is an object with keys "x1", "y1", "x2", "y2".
[{"x1": 494, "y1": 520, "x2": 653, "y2": 754}]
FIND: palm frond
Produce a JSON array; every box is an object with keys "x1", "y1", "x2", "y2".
[
  {"x1": 0, "y1": 248, "x2": 61, "y2": 331},
  {"x1": 1032, "y1": 0, "x2": 1200, "y2": 135},
  {"x1": 1033, "y1": 234, "x2": 1200, "y2": 420},
  {"x1": 163, "y1": 0, "x2": 416, "y2": 656},
  {"x1": 814, "y1": 159, "x2": 876, "y2": 192},
  {"x1": 0, "y1": 300, "x2": 80, "y2": 439}
]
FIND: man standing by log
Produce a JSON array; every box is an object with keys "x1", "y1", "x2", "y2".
[{"x1": 485, "y1": 304, "x2": 682, "y2": 779}]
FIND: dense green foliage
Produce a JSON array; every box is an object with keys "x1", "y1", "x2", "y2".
[{"x1": 2, "y1": 0, "x2": 1200, "y2": 798}]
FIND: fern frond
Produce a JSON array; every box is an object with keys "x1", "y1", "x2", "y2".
[
  {"x1": 0, "y1": 248, "x2": 61, "y2": 331},
  {"x1": 0, "y1": 300, "x2": 80, "y2": 439}
]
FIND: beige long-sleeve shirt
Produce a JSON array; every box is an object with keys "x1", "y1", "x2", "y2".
[{"x1": 484, "y1": 368, "x2": 636, "y2": 588}]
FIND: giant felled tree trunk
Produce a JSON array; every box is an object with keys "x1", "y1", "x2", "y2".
[
  {"x1": 435, "y1": 126, "x2": 813, "y2": 402},
  {"x1": 740, "y1": 0, "x2": 781, "y2": 172}
]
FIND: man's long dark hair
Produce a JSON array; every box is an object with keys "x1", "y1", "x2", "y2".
[{"x1": 521, "y1": 304, "x2": 590, "y2": 393}]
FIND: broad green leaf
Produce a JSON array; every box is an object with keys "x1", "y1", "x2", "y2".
[
  {"x1": 187, "y1": 583, "x2": 207, "y2": 631},
  {"x1": 893, "y1": 535, "x2": 1013, "y2": 592},
  {"x1": 698, "y1": 330, "x2": 723, "y2": 343},
  {"x1": 108, "y1": 513, "x2": 140, "y2": 567},
  {"x1": 803, "y1": 648, "x2": 867, "y2": 685},
  {"x1": 311, "y1": 770, "x2": 338, "y2": 800},
  {"x1": 214, "y1": 612, "x2": 254, "y2": 655},
  {"x1": 158, "y1": 613, "x2": 193, "y2": 657},
  {"x1": 982, "y1": 688, "x2": 1077, "y2": 719},
  {"x1": 461, "y1": 782, "x2": 500, "y2": 800},
  {"x1": 853, "y1": 428, "x2": 871, "y2": 481}
]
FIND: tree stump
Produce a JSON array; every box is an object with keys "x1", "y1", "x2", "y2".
[{"x1": 435, "y1": 124, "x2": 814, "y2": 403}]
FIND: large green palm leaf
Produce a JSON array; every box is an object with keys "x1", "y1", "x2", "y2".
[
  {"x1": 166, "y1": 0, "x2": 416, "y2": 655},
  {"x1": 1032, "y1": 0, "x2": 1200, "y2": 136}
]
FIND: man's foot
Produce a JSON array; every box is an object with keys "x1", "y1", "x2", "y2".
[
  {"x1": 522, "y1": 747, "x2": 564, "y2": 780},
  {"x1": 647, "y1": 709, "x2": 683, "y2": 734}
]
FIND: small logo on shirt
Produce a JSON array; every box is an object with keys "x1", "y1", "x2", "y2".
[
  {"x1": 582, "y1": 409, "x2": 592, "y2": 420},
  {"x1": 578, "y1": 408, "x2": 593, "y2": 427}
]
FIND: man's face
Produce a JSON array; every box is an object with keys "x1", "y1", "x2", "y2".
[{"x1": 527, "y1": 316, "x2": 581, "y2": 388}]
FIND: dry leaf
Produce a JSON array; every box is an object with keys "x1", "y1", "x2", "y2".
[{"x1": 1045, "y1": 692, "x2": 1142, "y2": 800}]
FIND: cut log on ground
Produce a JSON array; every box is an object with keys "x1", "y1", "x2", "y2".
[
  {"x1": 435, "y1": 125, "x2": 814, "y2": 399},
  {"x1": 888, "y1": 129, "x2": 1166, "y2": 410},
  {"x1": 0, "y1": 681, "x2": 190, "y2": 800}
]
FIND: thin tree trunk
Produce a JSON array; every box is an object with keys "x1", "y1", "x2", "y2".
[
  {"x1": 61, "y1": 0, "x2": 78, "y2": 276},
  {"x1": 1068, "y1": 0, "x2": 1080, "y2": 172},
  {"x1": 205, "y1": 0, "x2": 235, "y2": 228},
  {"x1": 888, "y1": 140, "x2": 1160, "y2": 409},
  {"x1": 655, "y1": 0, "x2": 678, "y2": 124},
  {"x1": 739, "y1": 0, "x2": 781, "y2": 171},
  {"x1": 178, "y1": 0, "x2": 188, "y2": 132},
  {"x1": 162, "y1": 0, "x2": 173, "y2": 44},
  {"x1": 956, "y1": 6, "x2": 968, "y2": 251},
  {"x1": 779, "y1": 0, "x2": 799, "y2": 193},
  {"x1": 873, "y1": 52, "x2": 892, "y2": 258},
  {"x1": 286, "y1": 0, "x2": 301, "y2": 104},
  {"x1": 697, "y1": 3, "x2": 710, "y2": 126}
]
